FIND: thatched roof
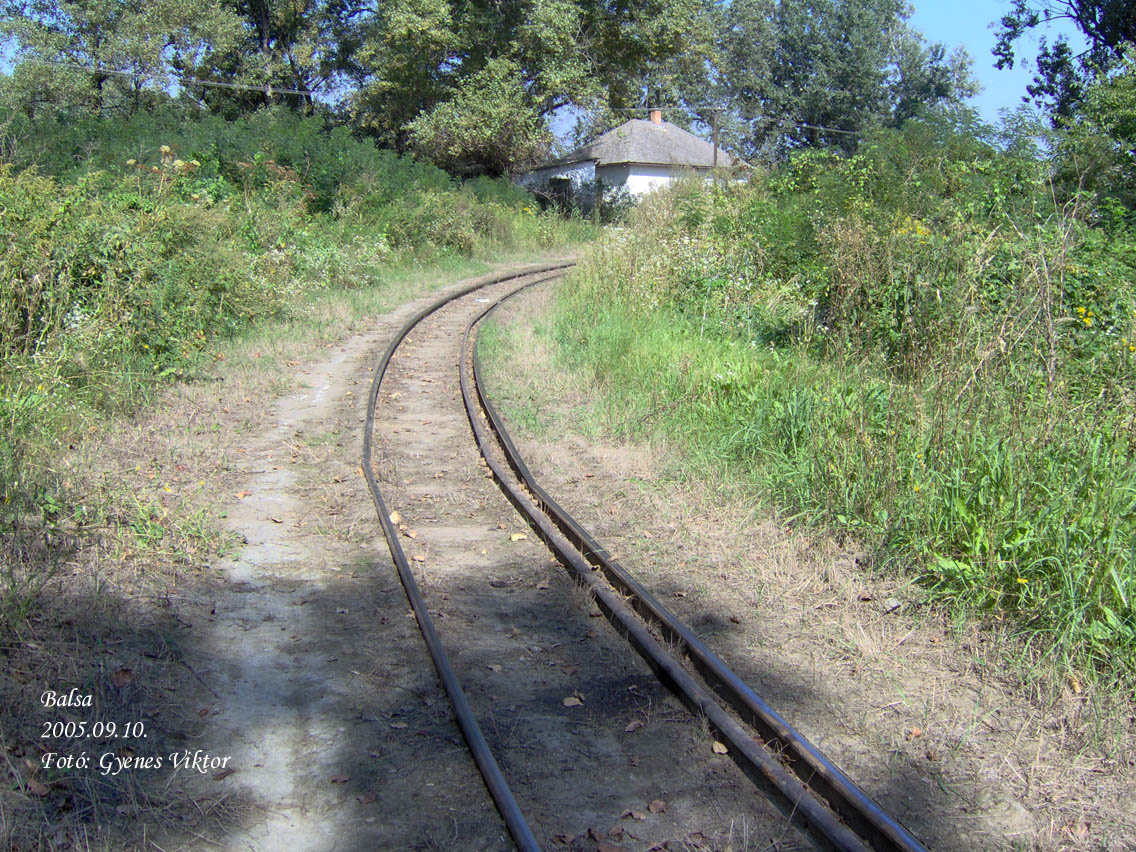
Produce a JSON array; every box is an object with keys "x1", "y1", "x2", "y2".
[{"x1": 546, "y1": 118, "x2": 742, "y2": 169}]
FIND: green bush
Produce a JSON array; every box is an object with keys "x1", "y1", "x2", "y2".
[{"x1": 0, "y1": 107, "x2": 597, "y2": 603}]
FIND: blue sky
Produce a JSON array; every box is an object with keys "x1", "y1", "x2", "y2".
[{"x1": 907, "y1": 0, "x2": 1086, "y2": 123}]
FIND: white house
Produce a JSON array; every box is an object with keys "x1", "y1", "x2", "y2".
[{"x1": 516, "y1": 110, "x2": 743, "y2": 211}]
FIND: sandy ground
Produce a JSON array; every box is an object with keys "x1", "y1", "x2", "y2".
[{"x1": 4, "y1": 265, "x2": 548, "y2": 851}]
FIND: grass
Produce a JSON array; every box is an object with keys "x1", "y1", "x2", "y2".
[
  {"x1": 0, "y1": 135, "x2": 592, "y2": 623},
  {"x1": 1, "y1": 106, "x2": 597, "y2": 619},
  {"x1": 530, "y1": 124, "x2": 1136, "y2": 695},
  {"x1": 479, "y1": 277, "x2": 1136, "y2": 850},
  {"x1": 552, "y1": 269, "x2": 1136, "y2": 693},
  {"x1": 477, "y1": 303, "x2": 607, "y2": 443}
]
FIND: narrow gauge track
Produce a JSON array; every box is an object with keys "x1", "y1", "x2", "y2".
[{"x1": 363, "y1": 264, "x2": 931, "y2": 852}]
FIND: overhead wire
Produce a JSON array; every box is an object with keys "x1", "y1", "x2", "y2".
[
  {"x1": 12, "y1": 56, "x2": 317, "y2": 97},
  {"x1": 16, "y1": 57, "x2": 860, "y2": 136}
]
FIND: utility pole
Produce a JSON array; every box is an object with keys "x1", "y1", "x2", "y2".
[
  {"x1": 711, "y1": 108, "x2": 720, "y2": 187},
  {"x1": 712, "y1": 109, "x2": 718, "y2": 169}
]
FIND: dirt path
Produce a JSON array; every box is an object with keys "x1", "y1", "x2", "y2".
[
  {"x1": 167, "y1": 270, "x2": 529, "y2": 851},
  {"x1": 144, "y1": 264, "x2": 797, "y2": 852},
  {"x1": 367, "y1": 273, "x2": 801, "y2": 851},
  {"x1": 16, "y1": 262, "x2": 1127, "y2": 852}
]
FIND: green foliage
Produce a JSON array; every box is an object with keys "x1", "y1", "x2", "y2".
[
  {"x1": 1, "y1": 0, "x2": 983, "y2": 179},
  {"x1": 0, "y1": 0, "x2": 244, "y2": 116},
  {"x1": 718, "y1": 0, "x2": 977, "y2": 158},
  {"x1": 554, "y1": 118, "x2": 1136, "y2": 685},
  {"x1": 1056, "y1": 50, "x2": 1136, "y2": 213},
  {"x1": 0, "y1": 110, "x2": 596, "y2": 582},
  {"x1": 407, "y1": 59, "x2": 552, "y2": 177},
  {"x1": 352, "y1": 0, "x2": 718, "y2": 171},
  {"x1": 180, "y1": 0, "x2": 368, "y2": 115},
  {"x1": 993, "y1": 0, "x2": 1136, "y2": 119}
]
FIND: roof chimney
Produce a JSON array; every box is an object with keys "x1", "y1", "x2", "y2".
[{"x1": 649, "y1": 109, "x2": 662, "y2": 125}]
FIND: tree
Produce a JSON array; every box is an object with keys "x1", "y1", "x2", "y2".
[
  {"x1": 890, "y1": 30, "x2": 977, "y2": 126},
  {"x1": 351, "y1": 0, "x2": 718, "y2": 172},
  {"x1": 0, "y1": 0, "x2": 243, "y2": 116},
  {"x1": 1056, "y1": 48, "x2": 1136, "y2": 210},
  {"x1": 993, "y1": 0, "x2": 1136, "y2": 119},
  {"x1": 350, "y1": 0, "x2": 458, "y2": 149},
  {"x1": 406, "y1": 58, "x2": 551, "y2": 176},
  {"x1": 178, "y1": 0, "x2": 370, "y2": 116},
  {"x1": 719, "y1": 0, "x2": 976, "y2": 158}
]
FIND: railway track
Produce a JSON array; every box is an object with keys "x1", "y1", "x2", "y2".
[{"x1": 362, "y1": 263, "x2": 931, "y2": 852}]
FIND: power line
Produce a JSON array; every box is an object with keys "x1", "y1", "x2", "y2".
[
  {"x1": 18, "y1": 58, "x2": 861, "y2": 136},
  {"x1": 592, "y1": 105, "x2": 861, "y2": 136},
  {"x1": 14, "y1": 56, "x2": 317, "y2": 97}
]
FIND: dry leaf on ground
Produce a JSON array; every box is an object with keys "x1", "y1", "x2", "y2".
[
  {"x1": 562, "y1": 696, "x2": 583, "y2": 707},
  {"x1": 711, "y1": 741, "x2": 728, "y2": 754}
]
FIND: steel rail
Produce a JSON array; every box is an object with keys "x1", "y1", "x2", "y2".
[
  {"x1": 458, "y1": 295, "x2": 868, "y2": 852},
  {"x1": 362, "y1": 263, "x2": 572, "y2": 852},
  {"x1": 465, "y1": 281, "x2": 932, "y2": 852}
]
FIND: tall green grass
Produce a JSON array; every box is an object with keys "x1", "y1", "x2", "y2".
[{"x1": 553, "y1": 119, "x2": 1136, "y2": 687}]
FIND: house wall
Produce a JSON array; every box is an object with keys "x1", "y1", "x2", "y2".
[
  {"x1": 513, "y1": 161, "x2": 596, "y2": 209},
  {"x1": 596, "y1": 163, "x2": 684, "y2": 198},
  {"x1": 516, "y1": 161, "x2": 724, "y2": 211}
]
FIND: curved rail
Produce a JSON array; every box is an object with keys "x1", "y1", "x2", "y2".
[
  {"x1": 464, "y1": 280, "x2": 932, "y2": 852},
  {"x1": 361, "y1": 263, "x2": 572, "y2": 852}
]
